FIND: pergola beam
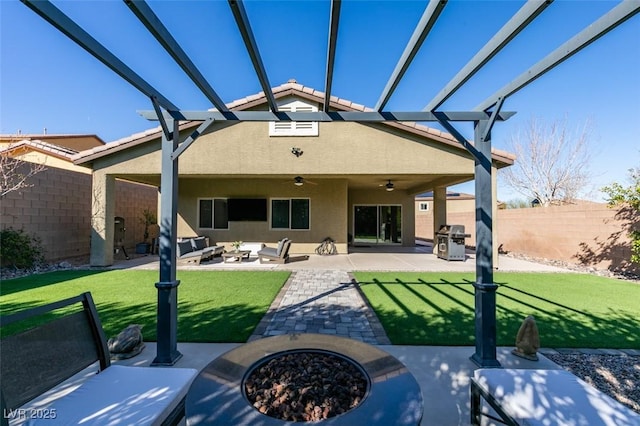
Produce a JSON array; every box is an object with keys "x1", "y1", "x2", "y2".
[
  {"x1": 424, "y1": 0, "x2": 552, "y2": 112},
  {"x1": 151, "y1": 96, "x2": 172, "y2": 141},
  {"x1": 20, "y1": 0, "x2": 178, "y2": 112},
  {"x1": 476, "y1": 0, "x2": 640, "y2": 112},
  {"x1": 125, "y1": 0, "x2": 230, "y2": 113},
  {"x1": 171, "y1": 117, "x2": 216, "y2": 161},
  {"x1": 228, "y1": 0, "x2": 278, "y2": 113},
  {"x1": 323, "y1": 0, "x2": 342, "y2": 113},
  {"x1": 140, "y1": 109, "x2": 515, "y2": 122},
  {"x1": 375, "y1": 0, "x2": 447, "y2": 111}
]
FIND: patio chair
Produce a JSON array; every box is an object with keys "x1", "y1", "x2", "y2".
[{"x1": 258, "y1": 238, "x2": 292, "y2": 264}]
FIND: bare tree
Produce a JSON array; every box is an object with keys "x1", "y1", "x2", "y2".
[
  {"x1": 501, "y1": 116, "x2": 594, "y2": 206},
  {"x1": 0, "y1": 143, "x2": 47, "y2": 198}
]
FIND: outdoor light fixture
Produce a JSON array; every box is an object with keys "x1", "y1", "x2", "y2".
[
  {"x1": 291, "y1": 147, "x2": 303, "y2": 157},
  {"x1": 385, "y1": 180, "x2": 394, "y2": 191},
  {"x1": 294, "y1": 176, "x2": 304, "y2": 186}
]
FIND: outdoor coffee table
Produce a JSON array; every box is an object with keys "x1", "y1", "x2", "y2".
[{"x1": 222, "y1": 250, "x2": 251, "y2": 263}]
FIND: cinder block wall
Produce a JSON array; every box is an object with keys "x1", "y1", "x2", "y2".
[
  {"x1": 416, "y1": 203, "x2": 638, "y2": 274},
  {"x1": 1, "y1": 164, "x2": 157, "y2": 263}
]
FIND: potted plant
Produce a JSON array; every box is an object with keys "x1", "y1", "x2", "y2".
[
  {"x1": 231, "y1": 240, "x2": 243, "y2": 253},
  {"x1": 135, "y1": 208, "x2": 157, "y2": 254}
]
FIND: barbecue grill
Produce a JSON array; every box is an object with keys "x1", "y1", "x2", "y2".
[{"x1": 436, "y1": 225, "x2": 470, "y2": 261}]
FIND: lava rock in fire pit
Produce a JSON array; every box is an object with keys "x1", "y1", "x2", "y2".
[{"x1": 244, "y1": 351, "x2": 368, "y2": 422}]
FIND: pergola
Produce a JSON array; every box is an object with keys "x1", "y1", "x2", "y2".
[{"x1": 22, "y1": 0, "x2": 639, "y2": 368}]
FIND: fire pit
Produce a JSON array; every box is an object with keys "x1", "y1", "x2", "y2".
[{"x1": 186, "y1": 334, "x2": 423, "y2": 425}]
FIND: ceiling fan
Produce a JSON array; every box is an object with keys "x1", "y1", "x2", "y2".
[
  {"x1": 378, "y1": 179, "x2": 395, "y2": 191},
  {"x1": 285, "y1": 176, "x2": 318, "y2": 186}
]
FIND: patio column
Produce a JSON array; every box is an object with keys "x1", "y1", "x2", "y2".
[
  {"x1": 432, "y1": 186, "x2": 447, "y2": 254},
  {"x1": 152, "y1": 118, "x2": 182, "y2": 366},
  {"x1": 90, "y1": 172, "x2": 115, "y2": 267},
  {"x1": 470, "y1": 119, "x2": 500, "y2": 368}
]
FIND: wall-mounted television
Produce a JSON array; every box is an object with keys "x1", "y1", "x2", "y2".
[{"x1": 228, "y1": 198, "x2": 267, "y2": 221}]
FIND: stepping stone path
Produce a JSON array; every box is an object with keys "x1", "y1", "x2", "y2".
[{"x1": 250, "y1": 270, "x2": 390, "y2": 345}]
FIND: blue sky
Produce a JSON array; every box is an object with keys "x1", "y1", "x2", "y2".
[{"x1": 1, "y1": 0, "x2": 639, "y2": 201}]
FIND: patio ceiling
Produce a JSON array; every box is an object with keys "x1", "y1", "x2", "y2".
[
  {"x1": 21, "y1": 0, "x2": 639, "y2": 368},
  {"x1": 120, "y1": 174, "x2": 475, "y2": 195}
]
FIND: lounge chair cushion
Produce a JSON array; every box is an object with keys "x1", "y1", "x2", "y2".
[
  {"x1": 24, "y1": 365, "x2": 198, "y2": 425},
  {"x1": 473, "y1": 368, "x2": 640, "y2": 426},
  {"x1": 258, "y1": 247, "x2": 278, "y2": 257},
  {"x1": 276, "y1": 239, "x2": 288, "y2": 256}
]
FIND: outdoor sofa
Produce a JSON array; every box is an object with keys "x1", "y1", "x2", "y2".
[
  {"x1": 176, "y1": 236, "x2": 224, "y2": 265},
  {"x1": 258, "y1": 238, "x2": 292, "y2": 264}
]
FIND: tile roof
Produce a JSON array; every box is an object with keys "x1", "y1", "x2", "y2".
[
  {"x1": 73, "y1": 81, "x2": 515, "y2": 165},
  {"x1": 0, "y1": 139, "x2": 78, "y2": 161},
  {"x1": 0, "y1": 133, "x2": 103, "y2": 141}
]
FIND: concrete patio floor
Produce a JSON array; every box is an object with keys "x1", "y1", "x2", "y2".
[
  {"x1": 113, "y1": 241, "x2": 572, "y2": 273},
  {"x1": 118, "y1": 341, "x2": 562, "y2": 426}
]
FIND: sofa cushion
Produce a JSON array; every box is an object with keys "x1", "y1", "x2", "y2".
[
  {"x1": 179, "y1": 251, "x2": 203, "y2": 260},
  {"x1": 177, "y1": 241, "x2": 194, "y2": 257},
  {"x1": 191, "y1": 237, "x2": 208, "y2": 251},
  {"x1": 23, "y1": 365, "x2": 198, "y2": 425}
]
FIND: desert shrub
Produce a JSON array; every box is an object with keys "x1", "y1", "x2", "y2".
[{"x1": 0, "y1": 227, "x2": 45, "y2": 269}]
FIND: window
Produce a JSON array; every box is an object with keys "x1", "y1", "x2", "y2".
[
  {"x1": 198, "y1": 198, "x2": 228, "y2": 229},
  {"x1": 269, "y1": 100, "x2": 318, "y2": 136},
  {"x1": 419, "y1": 202, "x2": 429, "y2": 212},
  {"x1": 271, "y1": 198, "x2": 310, "y2": 230}
]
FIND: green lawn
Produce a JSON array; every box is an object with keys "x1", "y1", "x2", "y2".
[
  {"x1": 1, "y1": 270, "x2": 289, "y2": 342},
  {"x1": 354, "y1": 272, "x2": 640, "y2": 349}
]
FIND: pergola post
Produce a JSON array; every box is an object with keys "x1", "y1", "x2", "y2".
[
  {"x1": 152, "y1": 118, "x2": 182, "y2": 366},
  {"x1": 470, "y1": 119, "x2": 500, "y2": 368}
]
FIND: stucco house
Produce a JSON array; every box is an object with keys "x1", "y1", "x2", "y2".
[{"x1": 72, "y1": 81, "x2": 515, "y2": 266}]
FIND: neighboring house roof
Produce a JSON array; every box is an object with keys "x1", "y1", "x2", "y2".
[
  {"x1": 0, "y1": 134, "x2": 105, "y2": 152},
  {"x1": 415, "y1": 191, "x2": 475, "y2": 201},
  {"x1": 72, "y1": 80, "x2": 516, "y2": 166},
  {"x1": 0, "y1": 139, "x2": 78, "y2": 161}
]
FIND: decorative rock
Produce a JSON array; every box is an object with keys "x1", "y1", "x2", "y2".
[
  {"x1": 108, "y1": 324, "x2": 145, "y2": 360},
  {"x1": 512, "y1": 315, "x2": 540, "y2": 361},
  {"x1": 244, "y1": 351, "x2": 368, "y2": 422}
]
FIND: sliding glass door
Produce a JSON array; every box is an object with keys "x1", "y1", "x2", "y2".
[{"x1": 353, "y1": 205, "x2": 402, "y2": 245}]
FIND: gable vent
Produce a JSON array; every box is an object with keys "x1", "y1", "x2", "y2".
[{"x1": 269, "y1": 101, "x2": 318, "y2": 136}]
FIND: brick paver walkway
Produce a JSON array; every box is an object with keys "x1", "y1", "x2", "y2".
[{"x1": 249, "y1": 270, "x2": 390, "y2": 345}]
